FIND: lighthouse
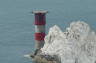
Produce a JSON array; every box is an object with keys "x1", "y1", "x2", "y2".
[
  {"x1": 33, "y1": 11, "x2": 48, "y2": 52},
  {"x1": 24, "y1": 11, "x2": 60, "y2": 63}
]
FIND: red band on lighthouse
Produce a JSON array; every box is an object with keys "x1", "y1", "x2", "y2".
[
  {"x1": 34, "y1": 13, "x2": 46, "y2": 25},
  {"x1": 35, "y1": 21, "x2": 46, "y2": 25},
  {"x1": 35, "y1": 33, "x2": 45, "y2": 41}
]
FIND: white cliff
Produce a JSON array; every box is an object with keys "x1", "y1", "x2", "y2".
[{"x1": 41, "y1": 21, "x2": 96, "y2": 63}]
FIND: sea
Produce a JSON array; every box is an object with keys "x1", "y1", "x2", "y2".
[{"x1": 0, "y1": 0, "x2": 96, "y2": 63}]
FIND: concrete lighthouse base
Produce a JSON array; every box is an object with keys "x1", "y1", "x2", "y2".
[
  {"x1": 31, "y1": 55, "x2": 57, "y2": 63},
  {"x1": 31, "y1": 54, "x2": 60, "y2": 63},
  {"x1": 24, "y1": 50, "x2": 61, "y2": 63}
]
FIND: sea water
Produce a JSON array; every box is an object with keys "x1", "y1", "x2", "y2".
[{"x1": 0, "y1": 0, "x2": 96, "y2": 63}]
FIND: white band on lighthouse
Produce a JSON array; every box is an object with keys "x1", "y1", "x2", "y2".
[{"x1": 35, "y1": 25, "x2": 45, "y2": 33}]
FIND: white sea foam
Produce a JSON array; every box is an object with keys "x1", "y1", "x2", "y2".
[
  {"x1": 24, "y1": 54, "x2": 31, "y2": 58},
  {"x1": 41, "y1": 21, "x2": 96, "y2": 63}
]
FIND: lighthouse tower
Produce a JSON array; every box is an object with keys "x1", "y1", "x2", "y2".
[{"x1": 33, "y1": 11, "x2": 48, "y2": 51}]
